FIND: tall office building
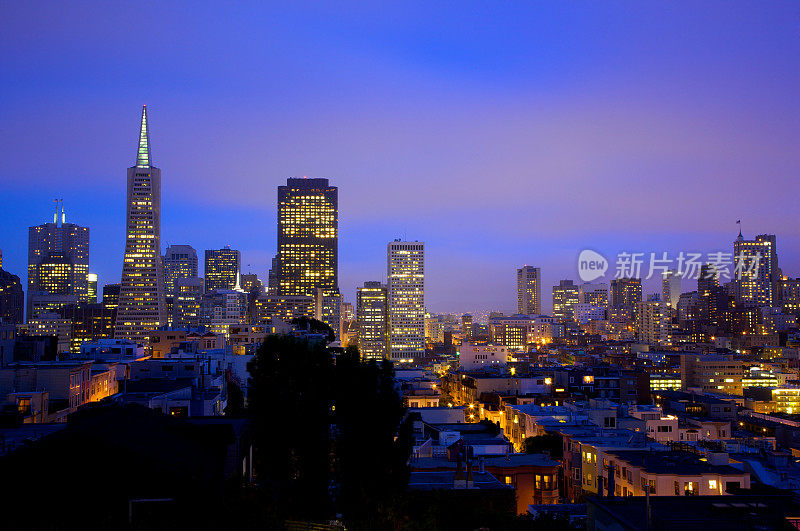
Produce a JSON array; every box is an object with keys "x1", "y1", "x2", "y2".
[
  {"x1": 102, "y1": 283, "x2": 120, "y2": 311},
  {"x1": 734, "y1": 232, "x2": 778, "y2": 307},
  {"x1": 609, "y1": 277, "x2": 642, "y2": 321},
  {"x1": 461, "y1": 313, "x2": 474, "y2": 340},
  {"x1": 580, "y1": 282, "x2": 609, "y2": 308},
  {"x1": 552, "y1": 280, "x2": 579, "y2": 322},
  {"x1": 357, "y1": 281, "x2": 390, "y2": 361},
  {"x1": 86, "y1": 273, "x2": 98, "y2": 303},
  {"x1": 661, "y1": 270, "x2": 682, "y2": 308},
  {"x1": 0, "y1": 268, "x2": 24, "y2": 325},
  {"x1": 115, "y1": 106, "x2": 167, "y2": 342},
  {"x1": 387, "y1": 241, "x2": 425, "y2": 362},
  {"x1": 173, "y1": 277, "x2": 205, "y2": 328},
  {"x1": 27, "y1": 201, "x2": 90, "y2": 316},
  {"x1": 517, "y1": 266, "x2": 541, "y2": 315},
  {"x1": 204, "y1": 247, "x2": 240, "y2": 293},
  {"x1": 163, "y1": 245, "x2": 198, "y2": 296},
  {"x1": 277, "y1": 177, "x2": 339, "y2": 332}
]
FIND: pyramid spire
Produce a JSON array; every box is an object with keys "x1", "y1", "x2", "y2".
[{"x1": 136, "y1": 105, "x2": 151, "y2": 168}]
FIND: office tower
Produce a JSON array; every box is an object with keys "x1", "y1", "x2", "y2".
[
  {"x1": 267, "y1": 254, "x2": 279, "y2": 295},
  {"x1": 252, "y1": 294, "x2": 315, "y2": 322},
  {"x1": 734, "y1": 232, "x2": 778, "y2": 307},
  {"x1": 609, "y1": 277, "x2": 642, "y2": 321},
  {"x1": 779, "y1": 277, "x2": 800, "y2": 315},
  {"x1": 552, "y1": 280, "x2": 579, "y2": 322},
  {"x1": 59, "y1": 303, "x2": 115, "y2": 354},
  {"x1": 86, "y1": 273, "x2": 98, "y2": 304},
  {"x1": 357, "y1": 281, "x2": 390, "y2": 361},
  {"x1": 27, "y1": 201, "x2": 90, "y2": 316},
  {"x1": 204, "y1": 247, "x2": 240, "y2": 293},
  {"x1": 461, "y1": 313, "x2": 474, "y2": 339},
  {"x1": 102, "y1": 283, "x2": 120, "y2": 311},
  {"x1": 172, "y1": 277, "x2": 204, "y2": 328},
  {"x1": 0, "y1": 268, "x2": 24, "y2": 324},
  {"x1": 277, "y1": 177, "x2": 339, "y2": 332},
  {"x1": 0, "y1": 249, "x2": 3, "y2": 269},
  {"x1": 387, "y1": 241, "x2": 425, "y2": 362},
  {"x1": 661, "y1": 270, "x2": 682, "y2": 308},
  {"x1": 163, "y1": 245, "x2": 198, "y2": 296},
  {"x1": 517, "y1": 266, "x2": 541, "y2": 315},
  {"x1": 239, "y1": 273, "x2": 261, "y2": 294},
  {"x1": 115, "y1": 105, "x2": 168, "y2": 342},
  {"x1": 579, "y1": 282, "x2": 609, "y2": 308}
]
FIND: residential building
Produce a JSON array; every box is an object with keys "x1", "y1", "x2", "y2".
[
  {"x1": 517, "y1": 266, "x2": 541, "y2": 315},
  {"x1": 734, "y1": 232, "x2": 778, "y2": 307}
]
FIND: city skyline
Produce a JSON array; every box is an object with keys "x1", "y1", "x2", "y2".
[{"x1": 2, "y1": 3, "x2": 800, "y2": 314}]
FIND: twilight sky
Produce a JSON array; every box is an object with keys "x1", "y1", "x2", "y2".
[{"x1": 1, "y1": 2, "x2": 799, "y2": 315}]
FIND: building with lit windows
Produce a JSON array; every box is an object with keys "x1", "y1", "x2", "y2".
[
  {"x1": 650, "y1": 374, "x2": 682, "y2": 391},
  {"x1": 356, "y1": 281, "x2": 389, "y2": 361},
  {"x1": 277, "y1": 177, "x2": 339, "y2": 333},
  {"x1": 387, "y1": 241, "x2": 425, "y2": 362},
  {"x1": 680, "y1": 353, "x2": 745, "y2": 395},
  {"x1": 662, "y1": 270, "x2": 682, "y2": 309},
  {"x1": 771, "y1": 387, "x2": 800, "y2": 414},
  {"x1": 86, "y1": 273, "x2": 98, "y2": 303},
  {"x1": 252, "y1": 294, "x2": 314, "y2": 323},
  {"x1": 610, "y1": 277, "x2": 642, "y2": 322},
  {"x1": 462, "y1": 313, "x2": 474, "y2": 339},
  {"x1": 734, "y1": 232, "x2": 778, "y2": 307},
  {"x1": 115, "y1": 106, "x2": 168, "y2": 342},
  {"x1": 199, "y1": 289, "x2": 247, "y2": 337},
  {"x1": 204, "y1": 247, "x2": 240, "y2": 293},
  {"x1": 164, "y1": 245, "x2": 198, "y2": 296},
  {"x1": 552, "y1": 280, "x2": 579, "y2": 322},
  {"x1": 579, "y1": 282, "x2": 609, "y2": 309},
  {"x1": 517, "y1": 266, "x2": 541, "y2": 315},
  {"x1": 635, "y1": 299, "x2": 671, "y2": 346},
  {"x1": 173, "y1": 277, "x2": 204, "y2": 328},
  {"x1": 574, "y1": 303, "x2": 606, "y2": 324},
  {"x1": 27, "y1": 201, "x2": 90, "y2": 316},
  {"x1": 779, "y1": 277, "x2": 800, "y2": 315},
  {"x1": 102, "y1": 283, "x2": 120, "y2": 311},
  {"x1": 0, "y1": 268, "x2": 24, "y2": 325}
]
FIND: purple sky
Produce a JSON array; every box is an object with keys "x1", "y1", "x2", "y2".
[{"x1": 1, "y1": 2, "x2": 799, "y2": 315}]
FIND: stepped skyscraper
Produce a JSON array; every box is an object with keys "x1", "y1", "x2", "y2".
[{"x1": 114, "y1": 106, "x2": 167, "y2": 341}]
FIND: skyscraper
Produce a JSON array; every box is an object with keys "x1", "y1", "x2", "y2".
[
  {"x1": 357, "y1": 281, "x2": 389, "y2": 361},
  {"x1": 277, "y1": 177, "x2": 339, "y2": 332},
  {"x1": 517, "y1": 266, "x2": 541, "y2": 315},
  {"x1": 661, "y1": 270, "x2": 682, "y2": 308},
  {"x1": 204, "y1": 247, "x2": 240, "y2": 293},
  {"x1": 173, "y1": 277, "x2": 204, "y2": 328},
  {"x1": 27, "y1": 201, "x2": 90, "y2": 316},
  {"x1": 734, "y1": 232, "x2": 778, "y2": 307},
  {"x1": 609, "y1": 277, "x2": 642, "y2": 321},
  {"x1": 115, "y1": 105, "x2": 167, "y2": 342},
  {"x1": 163, "y1": 245, "x2": 198, "y2": 296},
  {"x1": 387, "y1": 240, "x2": 425, "y2": 362},
  {"x1": 552, "y1": 280, "x2": 579, "y2": 322},
  {"x1": 0, "y1": 268, "x2": 24, "y2": 325},
  {"x1": 102, "y1": 283, "x2": 120, "y2": 311},
  {"x1": 86, "y1": 273, "x2": 98, "y2": 303}
]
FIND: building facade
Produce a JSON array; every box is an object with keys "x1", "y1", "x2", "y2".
[
  {"x1": 387, "y1": 241, "x2": 425, "y2": 362},
  {"x1": 115, "y1": 105, "x2": 168, "y2": 342},
  {"x1": 517, "y1": 266, "x2": 541, "y2": 315},
  {"x1": 356, "y1": 281, "x2": 389, "y2": 361},
  {"x1": 204, "y1": 247, "x2": 240, "y2": 293},
  {"x1": 164, "y1": 245, "x2": 198, "y2": 296},
  {"x1": 553, "y1": 280, "x2": 579, "y2": 322}
]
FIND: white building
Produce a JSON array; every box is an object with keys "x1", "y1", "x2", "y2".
[
  {"x1": 459, "y1": 342, "x2": 509, "y2": 370},
  {"x1": 387, "y1": 241, "x2": 425, "y2": 362},
  {"x1": 574, "y1": 303, "x2": 606, "y2": 324}
]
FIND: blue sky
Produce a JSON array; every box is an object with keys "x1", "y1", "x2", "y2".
[{"x1": 1, "y1": 2, "x2": 799, "y2": 314}]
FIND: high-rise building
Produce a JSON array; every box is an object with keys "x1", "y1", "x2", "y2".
[
  {"x1": 0, "y1": 268, "x2": 24, "y2": 325},
  {"x1": 387, "y1": 241, "x2": 425, "y2": 362},
  {"x1": 277, "y1": 177, "x2": 339, "y2": 332},
  {"x1": 517, "y1": 266, "x2": 541, "y2": 315},
  {"x1": 609, "y1": 277, "x2": 642, "y2": 322},
  {"x1": 357, "y1": 281, "x2": 389, "y2": 361},
  {"x1": 734, "y1": 232, "x2": 778, "y2": 307},
  {"x1": 115, "y1": 106, "x2": 167, "y2": 342},
  {"x1": 199, "y1": 289, "x2": 247, "y2": 337},
  {"x1": 204, "y1": 247, "x2": 240, "y2": 293},
  {"x1": 461, "y1": 313, "x2": 474, "y2": 339},
  {"x1": 86, "y1": 273, "x2": 98, "y2": 304},
  {"x1": 579, "y1": 282, "x2": 609, "y2": 308},
  {"x1": 173, "y1": 277, "x2": 204, "y2": 328},
  {"x1": 267, "y1": 254, "x2": 279, "y2": 295},
  {"x1": 661, "y1": 270, "x2": 682, "y2": 308},
  {"x1": 636, "y1": 299, "x2": 671, "y2": 346},
  {"x1": 552, "y1": 280, "x2": 579, "y2": 322},
  {"x1": 163, "y1": 245, "x2": 198, "y2": 296},
  {"x1": 102, "y1": 283, "x2": 120, "y2": 311},
  {"x1": 27, "y1": 201, "x2": 90, "y2": 316},
  {"x1": 779, "y1": 277, "x2": 800, "y2": 315}
]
